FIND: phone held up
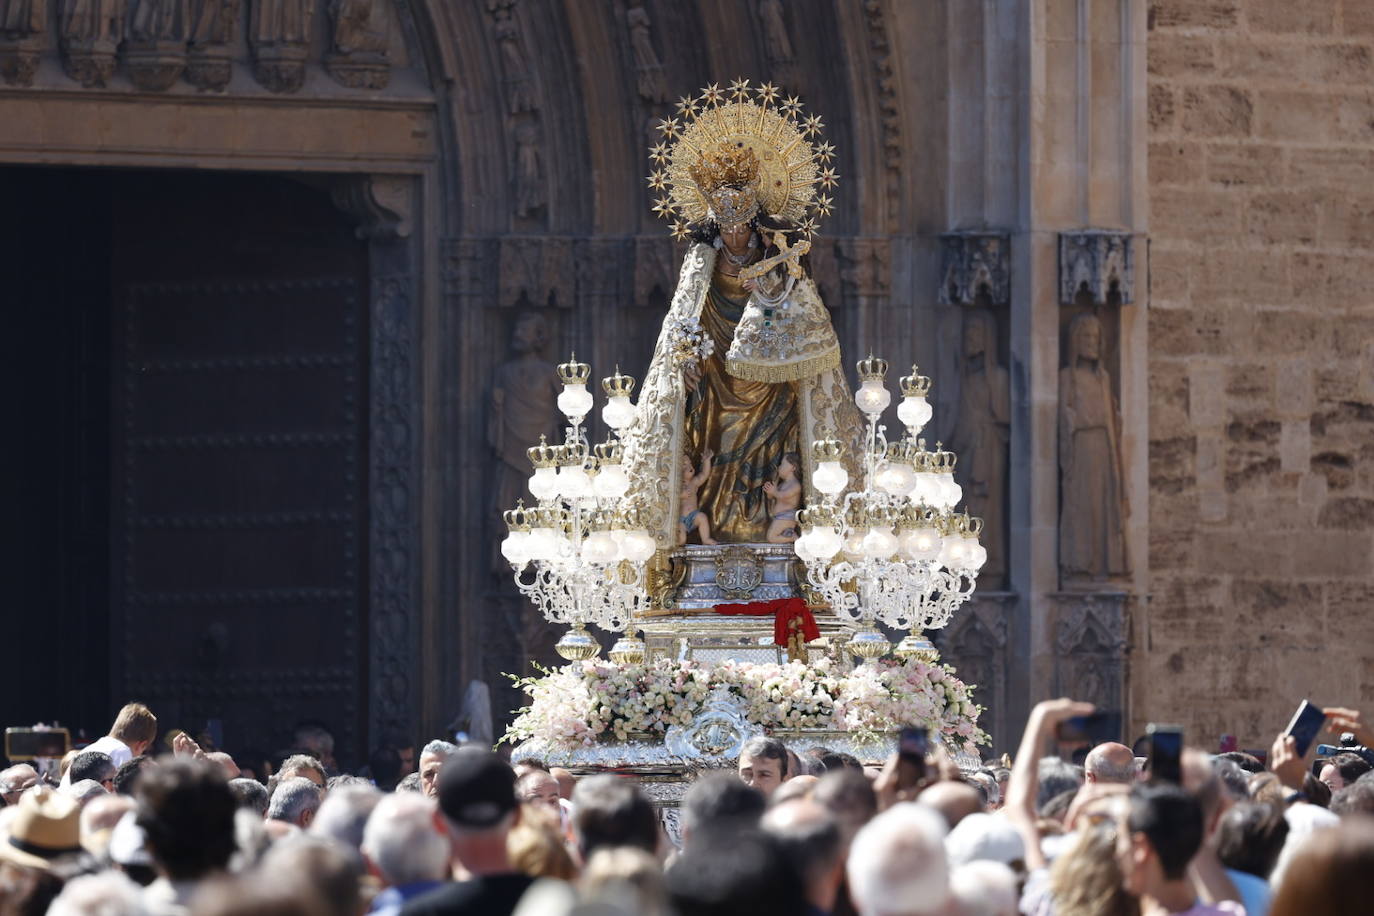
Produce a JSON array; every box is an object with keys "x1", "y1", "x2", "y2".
[
  {"x1": 897, "y1": 724, "x2": 929, "y2": 790},
  {"x1": 1147, "y1": 723, "x2": 1184, "y2": 784},
  {"x1": 1284, "y1": 699, "x2": 1325, "y2": 758}
]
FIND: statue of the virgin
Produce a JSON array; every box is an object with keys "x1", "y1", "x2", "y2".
[{"x1": 622, "y1": 81, "x2": 864, "y2": 546}]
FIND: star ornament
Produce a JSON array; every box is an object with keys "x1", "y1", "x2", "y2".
[
  {"x1": 756, "y1": 82, "x2": 780, "y2": 105},
  {"x1": 649, "y1": 141, "x2": 670, "y2": 164},
  {"x1": 818, "y1": 167, "x2": 840, "y2": 189},
  {"x1": 728, "y1": 77, "x2": 752, "y2": 100},
  {"x1": 815, "y1": 141, "x2": 836, "y2": 163},
  {"x1": 798, "y1": 216, "x2": 818, "y2": 238},
  {"x1": 670, "y1": 221, "x2": 691, "y2": 241},
  {"x1": 780, "y1": 95, "x2": 803, "y2": 117},
  {"x1": 700, "y1": 83, "x2": 725, "y2": 107},
  {"x1": 656, "y1": 117, "x2": 682, "y2": 139},
  {"x1": 801, "y1": 114, "x2": 825, "y2": 138},
  {"x1": 676, "y1": 95, "x2": 700, "y2": 119},
  {"x1": 646, "y1": 170, "x2": 668, "y2": 192},
  {"x1": 814, "y1": 194, "x2": 834, "y2": 217},
  {"x1": 652, "y1": 196, "x2": 677, "y2": 218}
]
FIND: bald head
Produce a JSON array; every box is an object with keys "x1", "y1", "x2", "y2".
[
  {"x1": 763, "y1": 798, "x2": 845, "y2": 911},
  {"x1": 1084, "y1": 743, "x2": 1136, "y2": 785},
  {"x1": 917, "y1": 781, "x2": 984, "y2": 830},
  {"x1": 771, "y1": 774, "x2": 818, "y2": 807}
]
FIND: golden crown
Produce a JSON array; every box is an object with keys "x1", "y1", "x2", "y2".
[
  {"x1": 930, "y1": 442, "x2": 957, "y2": 474},
  {"x1": 557, "y1": 353, "x2": 591, "y2": 385},
  {"x1": 798, "y1": 505, "x2": 841, "y2": 529},
  {"x1": 856, "y1": 354, "x2": 889, "y2": 382},
  {"x1": 560, "y1": 441, "x2": 589, "y2": 467},
  {"x1": 503, "y1": 500, "x2": 531, "y2": 532},
  {"x1": 647, "y1": 79, "x2": 839, "y2": 240},
  {"x1": 900, "y1": 365, "x2": 932, "y2": 397},
  {"x1": 527, "y1": 434, "x2": 560, "y2": 469},
  {"x1": 602, "y1": 367, "x2": 636, "y2": 398},
  {"x1": 594, "y1": 441, "x2": 623, "y2": 465},
  {"x1": 811, "y1": 428, "x2": 846, "y2": 462}
]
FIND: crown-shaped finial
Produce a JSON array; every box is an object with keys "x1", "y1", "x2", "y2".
[
  {"x1": 856, "y1": 354, "x2": 889, "y2": 382},
  {"x1": 930, "y1": 441, "x2": 957, "y2": 473},
  {"x1": 560, "y1": 441, "x2": 588, "y2": 467},
  {"x1": 811, "y1": 427, "x2": 846, "y2": 462},
  {"x1": 688, "y1": 143, "x2": 760, "y2": 194},
  {"x1": 602, "y1": 367, "x2": 636, "y2": 398},
  {"x1": 503, "y1": 500, "x2": 531, "y2": 532},
  {"x1": 594, "y1": 441, "x2": 623, "y2": 465},
  {"x1": 557, "y1": 352, "x2": 592, "y2": 385},
  {"x1": 527, "y1": 434, "x2": 560, "y2": 469},
  {"x1": 900, "y1": 364, "x2": 932, "y2": 397}
]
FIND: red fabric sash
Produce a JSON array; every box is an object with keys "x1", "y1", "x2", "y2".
[{"x1": 713, "y1": 597, "x2": 821, "y2": 648}]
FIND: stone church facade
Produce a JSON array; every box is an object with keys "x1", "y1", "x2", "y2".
[{"x1": 0, "y1": 0, "x2": 1367, "y2": 758}]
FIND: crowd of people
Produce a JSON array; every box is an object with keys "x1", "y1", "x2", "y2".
[{"x1": 2, "y1": 699, "x2": 1373, "y2": 915}]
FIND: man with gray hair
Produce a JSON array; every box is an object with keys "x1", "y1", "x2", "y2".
[
  {"x1": 310, "y1": 783, "x2": 382, "y2": 853},
  {"x1": 0, "y1": 764, "x2": 39, "y2": 805},
  {"x1": 229, "y1": 778, "x2": 270, "y2": 816},
  {"x1": 1084, "y1": 742, "x2": 1138, "y2": 785},
  {"x1": 277, "y1": 754, "x2": 326, "y2": 789},
  {"x1": 362, "y1": 794, "x2": 450, "y2": 916},
  {"x1": 267, "y1": 776, "x2": 323, "y2": 829},
  {"x1": 846, "y1": 802, "x2": 950, "y2": 916},
  {"x1": 418, "y1": 740, "x2": 458, "y2": 799}
]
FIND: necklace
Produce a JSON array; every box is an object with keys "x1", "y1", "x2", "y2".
[{"x1": 721, "y1": 247, "x2": 758, "y2": 267}]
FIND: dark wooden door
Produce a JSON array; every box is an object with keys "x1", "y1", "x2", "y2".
[{"x1": 110, "y1": 172, "x2": 370, "y2": 767}]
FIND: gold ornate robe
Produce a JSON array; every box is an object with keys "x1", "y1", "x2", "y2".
[{"x1": 622, "y1": 243, "x2": 864, "y2": 547}]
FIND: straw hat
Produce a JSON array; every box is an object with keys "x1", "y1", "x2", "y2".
[{"x1": 0, "y1": 786, "x2": 83, "y2": 870}]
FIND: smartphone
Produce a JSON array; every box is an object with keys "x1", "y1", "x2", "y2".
[
  {"x1": 4, "y1": 728, "x2": 71, "y2": 761},
  {"x1": 1147, "y1": 723, "x2": 1183, "y2": 784},
  {"x1": 897, "y1": 725, "x2": 929, "y2": 788},
  {"x1": 1284, "y1": 700, "x2": 1325, "y2": 758},
  {"x1": 1055, "y1": 712, "x2": 1123, "y2": 746}
]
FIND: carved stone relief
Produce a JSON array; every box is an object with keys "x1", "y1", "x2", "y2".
[
  {"x1": 938, "y1": 233, "x2": 1010, "y2": 307},
  {"x1": 1052, "y1": 592, "x2": 1129, "y2": 714},
  {"x1": 499, "y1": 237, "x2": 573, "y2": 309},
  {"x1": 488, "y1": 0, "x2": 536, "y2": 114},
  {"x1": 1059, "y1": 231, "x2": 1135, "y2": 306},
  {"x1": 947, "y1": 309, "x2": 1010, "y2": 587},
  {"x1": 127, "y1": 0, "x2": 190, "y2": 91},
  {"x1": 633, "y1": 235, "x2": 675, "y2": 307},
  {"x1": 250, "y1": 0, "x2": 317, "y2": 93},
  {"x1": 187, "y1": 0, "x2": 239, "y2": 90},
  {"x1": 513, "y1": 121, "x2": 545, "y2": 219},
  {"x1": 325, "y1": 0, "x2": 390, "y2": 89},
  {"x1": 331, "y1": 175, "x2": 414, "y2": 240},
  {"x1": 836, "y1": 237, "x2": 891, "y2": 303},
  {"x1": 0, "y1": 0, "x2": 46, "y2": 86},
  {"x1": 860, "y1": 0, "x2": 901, "y2": 231},
  {"x1": 59, "y1": 0, "x2": 125, "y2": 87},
  {"x1": 932, "y1": 595, "x2": 1011, "y2": 748},
  {"x1": 625, "y1": 0, "x2": 667, "y2": 105},
  {"x1": 1059, "y1": 312, "x2": 1129, "y2": 588}
]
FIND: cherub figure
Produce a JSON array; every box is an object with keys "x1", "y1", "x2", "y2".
[
  {"x1": 763, "y1": 451, "x2": 803, "y2": 543},
  {"x1": 680, "y1": 448, "x2": 717, "y2": 545}
]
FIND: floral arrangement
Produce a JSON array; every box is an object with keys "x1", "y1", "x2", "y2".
[
  {"x1": 664, "y1": 315, "x2": 715, "y2": 371},
  {"x1": 503, "y1": 656, "x2": 987, "y2": 756}
]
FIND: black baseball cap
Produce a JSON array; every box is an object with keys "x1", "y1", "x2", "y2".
[{"x1": 437, "y1": 749, "x2": 518, "y2": 829}]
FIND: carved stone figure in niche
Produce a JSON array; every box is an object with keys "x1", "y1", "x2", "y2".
[
  {"x1": 187, "y1": 0, "x2": 239, "y2": 91},
  {"x1": 1058, "y1": 312, "x2": 1129, "y2": 586},
  {"x1": 250, "y1": 0, "x2": 317, "y2": 93},
  {"x1": 127, "y1": 0, "x2": 191, "y2": 91},
  {"x1": 513, "y1": 120, "x2": 545, "y2": 219},
  {"x1": 757, "y1": 0, "x2": 796, "y2": 84},
  {"x1": 625, "y1": 0, "x2": 668, "y2": 105},
  {"x1": 948, "y1": 309, "x2": 1010, "y2": 586},
  {"x1": 489, "y1": 0, "x2": 535, "y2": 114},
  {"x1": 488, "y1": 312, "x2": 562, "y2": 574},
  {"x1": 0, "y1": 0, "x2": 46, "y2": 86},
  {"x1": 325, "y1": 0, "x2": 390, "y2": 89},
  {"x1": 59, "y1": 0, "x2": 125, "y2": 88}
]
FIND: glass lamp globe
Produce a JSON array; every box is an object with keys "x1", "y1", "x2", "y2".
[
  {"x1": 592, "y1": 463, "x2": 631, "y2": 500},
  {"x1": 809, "y1": 526, "x2": 843, "y2": 560},
  {"x1": 876, "y1": 461, "x2": 916, "y2": 497},
  {"x1": 862, "y1": 525, "x2": 899, "y2": 559},
  {"x1": 581, "y1": 531, "x2": 619, "y2": 564},
  {"x1": 897, "y1": 394, "x2": 933, "y2": 433},
  {"x1": 965, "y1": 541, "x2": 988, "y2": 572},
  {"x1": 793, "y1": 533, "x2": 819, "y2": 563},
  {"x1": 601, "y1": 395, "x2": 635, "y2": 430},
  {"x1": 938, "y1": 535, "x2": 969, "y2": 570},
  {"x1": 854, "y1": 379, "x2": 891, "y2": 416},
  {"x1": 842, "y1": 530, "x2": 866, "y2": 560},
  {"x1": 941, "y1": 474, "x2": 964, "y2": 510},
  {"x1": 620, "y1": 530, "x2": 657, "y2": 563},
  {"x1": 529, "y1": 466, "x2": 559, "y2": 501},
  {"x1": 903, "y1": 526, "x2": 943, "y2": 561},
  {"x1": 526, "y1": 526, "x2": 557, "y2": 561},
  {"x1": 558, "y1": 465, "x2": 593, "y2": 500},
  {"x1": 500, "y1": 530, "x2": 530, "y2": 568},
  {"x1": 813, "y1": 461, "x2": 850, "y2": 496},
  {"x1": 909, "y1": 471, "x2": 937, "y2": 507},
  {"x1": 557, "y1": 383, "x2": 594, "y2": 423}
]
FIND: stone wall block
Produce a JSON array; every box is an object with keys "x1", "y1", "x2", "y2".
[
  {"x1": 1246, "y1": 0, "x2": 1337, "y2": 35},
  {"x1": 1280, "y1": 420, "x2": 1311, "y2": 473},
  {"x1": 1275, "y1": 361, "x2": 1314, "y2": 416},
  {"x1": 1246, "y1": 191, "x2": 1317, "y2": 246},
  {"x1": 1151, "y1": 142, "x2": 1206, "y2": 186},
  {"x1": 1189, "y1": 363, "x2": 1226, "y2": 426},
  {"x1": 1181, "y1": 86, "x2": 1253, "y2": 137},
  {"x1": 1205, "y1": 143, "x2": 1283, "y2": 186},
  {"x1": 1150, "y1": 0, "x2": 1239, "y2": 30},
  {"x1": 1288, "y1": 148, "x2": 1374, "y2": 188},
  {"x1": 1150, "y1": 84, "x2": 1177, "y2": 132},
  {"x1": 1256, "y1": 91, "x2": 1339, "y2": 142},
  {"x1": 1148, "y1": 36, "x2": 1216, "y2": 77},
  {"x1": 1152, "y1": 188, "x2": 1242, "y2": 242}
]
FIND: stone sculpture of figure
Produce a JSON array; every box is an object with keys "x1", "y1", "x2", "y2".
[
  {"x1": 947, "y1": 309, "x2": 1010, "y2": 585},
  {"x1": 329, "y1": 0, "x2": 387, "y2": 54},
  {"x1": 1, "y1": 0, "x2": 45, "y2": 36},
  {"x1": 625, "y1": 1, "x2": 668, "y2": 104},
  {"x1": 489, "y1": 0, "x2": 535, "y2": 114},
  {"x1": 190, "y1": 0, "x2": 236, "y2": 44},
  {"x1": 513, "y1": 120, "x2": 545, "y2": 219},
  {"x1": 1058, "y1": 312, "x2": 1129, "y2": 585},
  {"x1": 251, "y1": 0, "x2": 313, "y2": 43},
  {"x1": 0, "y1": 0, "x2": 47, "y2": 86},
  {"x1": 488, "y1": 312, "x2": 561, "y2": 573},
  {"x1": 130, "y1": 0, "x2": 189, "y2": 41}
]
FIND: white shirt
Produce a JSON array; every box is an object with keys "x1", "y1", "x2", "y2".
[{"x1": 59, "y1": 735, "x2": 133, "y2": 788}]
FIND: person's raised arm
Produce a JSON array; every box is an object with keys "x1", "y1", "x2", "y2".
[{"x1": 1005, "y1": 698, "x2": 1094, "y2": 870}]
